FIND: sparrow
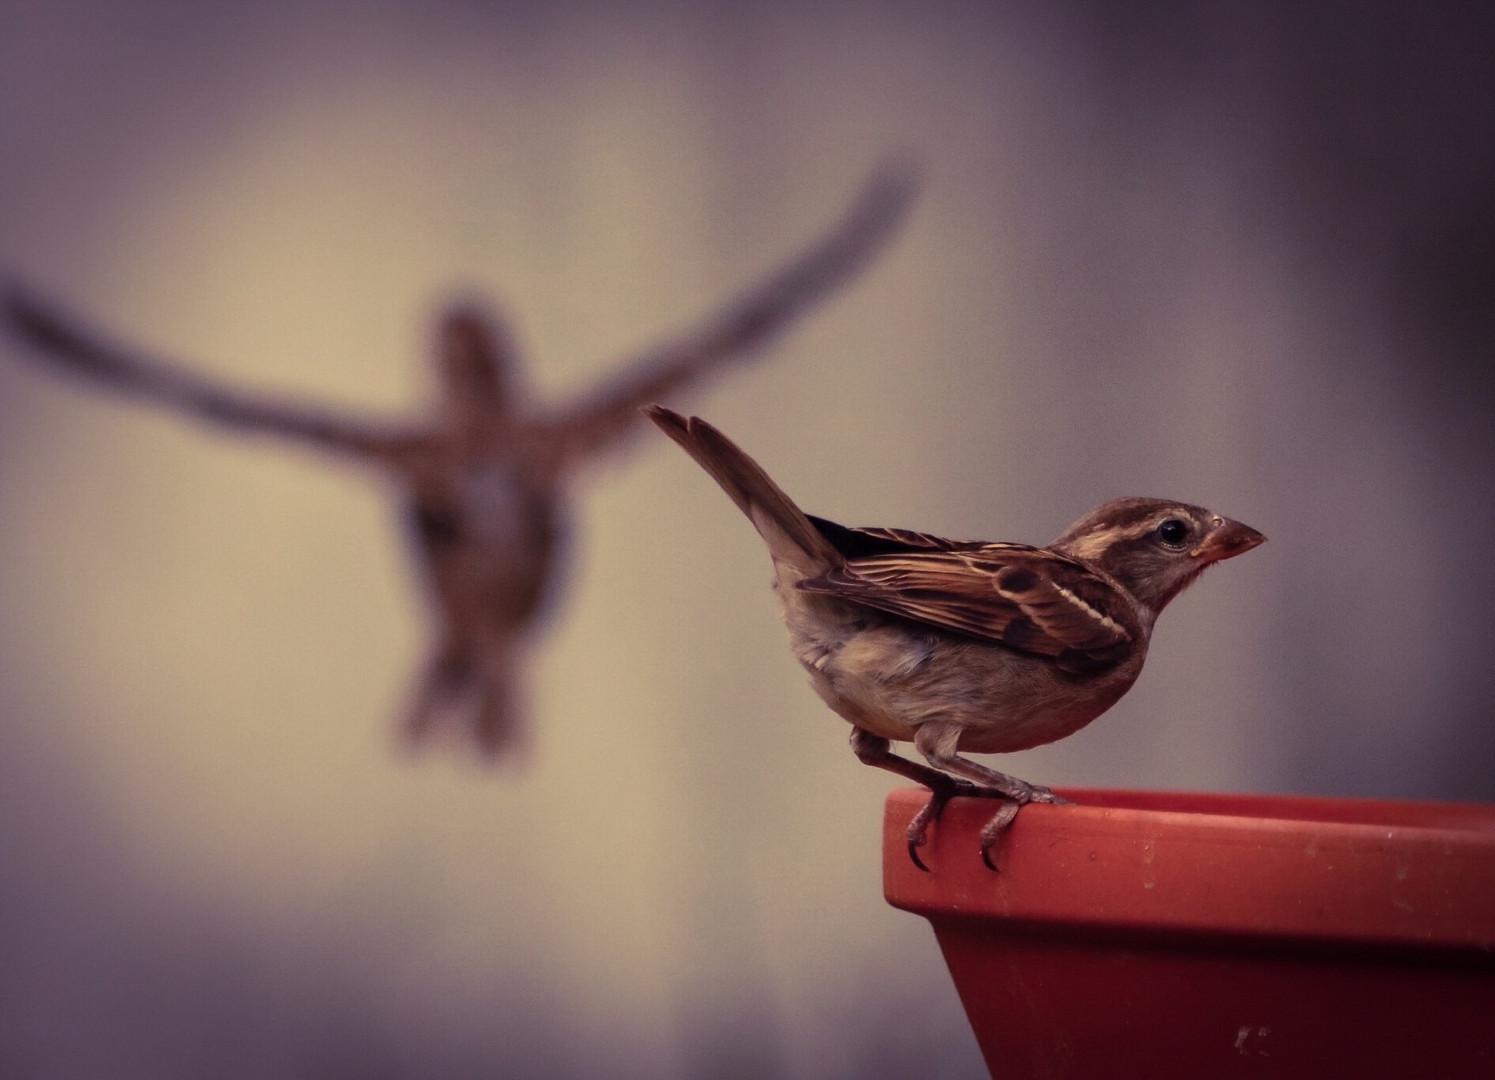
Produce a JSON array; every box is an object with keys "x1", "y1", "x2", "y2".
[
  {"x1": 2, "y1": 167, "x2": 916, "y2": 759},
  {"x1": 646, "y1": 406, "x2": 1265, "y2": 869}
]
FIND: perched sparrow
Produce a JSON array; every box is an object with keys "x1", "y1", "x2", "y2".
[
  {"x1": 2, "y1": 168, "x2": 916, "y2": 758},
  {"x1": 646, "y1": 406, "x2": 1265, "y2": 868}
]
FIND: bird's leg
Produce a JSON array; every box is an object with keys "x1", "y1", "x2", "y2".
[
  {"x1": 848, "y1": 727, "x2": 1006, "y2": 872},
  {"x1": 912, "y1": 721, "x2": 1071, "y2": 870},
  {"x1": 474, "y1": 640, "x2": 524, "y2": 760},
  {"x1": 475, "y1": 677, "x2": 518, "y2": 759},
  {"x1": 401, "y1": 643, "x2": 475, "y2": 747}
]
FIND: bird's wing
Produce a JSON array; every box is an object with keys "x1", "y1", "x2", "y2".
[
  {"x1": 807, "y1": 515, "x2": 979, "y2": 558},
  {"x1": 537, "y1": 165, "x2": 918, "y2": 470},
  {"x1": 799, "y1": 543, "x2": 1135, "y2": 661},
  {"x1": 4, "y1": 283, "x2": 434, "y2": 468}
]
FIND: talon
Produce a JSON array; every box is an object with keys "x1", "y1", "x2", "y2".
[
  {"x1": 909, "y1": 838, "x2": 931, "y2": 873},
  {"x1": 1025, "y1": 784, "x2": 1069, "y2": 805},
  {"x1": 977, "y1": 799, "x2": 1022, "y2": 871},
  {"x1": 904, "y1": 786, "x2": 955, "y2": 872},
  {"x1": 980, "y1": 842, "x2": 1000, "y2": 872}
]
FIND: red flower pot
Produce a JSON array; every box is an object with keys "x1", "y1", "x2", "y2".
[{"x1": 883, "y1": 786, "x2": 1495, "y2": 1079}]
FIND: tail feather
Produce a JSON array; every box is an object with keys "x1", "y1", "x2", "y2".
[{"x1": 645, "y1": 405, "x2": 840, "y2": 578}]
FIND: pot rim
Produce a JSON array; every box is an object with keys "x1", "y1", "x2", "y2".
[{"x1": 883, "y1": 786, "x2": 1495, "y2": 956}]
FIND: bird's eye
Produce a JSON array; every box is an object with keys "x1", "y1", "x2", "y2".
[{"x1": 1155, "y1": 518, "x2": 1190, "y2": 547}]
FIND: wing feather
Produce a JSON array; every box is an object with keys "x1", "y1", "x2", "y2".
[
  {"x1": 4, "y1": 283, "x2": 430, "y2": 467},
  {"x1": 540, "y1": 166, "x2": 918, "y2": 467},
  {"x1": 799, "y1": 544, "x2": 1135, "y2": 661}
]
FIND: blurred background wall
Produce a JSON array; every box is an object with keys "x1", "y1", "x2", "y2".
[{"x1": 2, "y1": 1, "x2": 1491, "y2": 1076}]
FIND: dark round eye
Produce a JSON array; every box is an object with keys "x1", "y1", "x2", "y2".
[{"x1": 1155, "y1": 518, "x2": 1190, "y2": 547}]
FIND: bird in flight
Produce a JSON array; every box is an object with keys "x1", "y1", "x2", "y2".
[
  {"x1": 4, "y1": 168, "x2": 917, "y2": 759},
  {"x1": 647, "y1": 407, "x2": 1264, "y2": 868}
]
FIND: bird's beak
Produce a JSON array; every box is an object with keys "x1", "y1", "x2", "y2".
[{"x1": 1192, "y1": 516, "x2": 1266, "y2": 563}]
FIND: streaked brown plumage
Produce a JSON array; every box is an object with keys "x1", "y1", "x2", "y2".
[
  {"x1": 646, "y1": 406, "x2": 1265, "y2": 868},
  {"x1": 2, "y1": 168, "x2": 916, "y2": 759}
]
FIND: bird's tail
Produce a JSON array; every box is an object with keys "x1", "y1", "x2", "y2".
[{"x1": 645, "y1": 405, "x2": 840, "y2": 580}]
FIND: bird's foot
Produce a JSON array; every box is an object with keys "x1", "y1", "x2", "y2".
[
  {"x1": 905, "y1": 787, "x2": 952, "y2": 873},
  {"x1": 976, "y1": 782, "x2": 1070, "y2": 871},
  {"x1": 978, "y1": 801, "x2": 1023, "y2": 871},
  {"x1": 905, "y1": 777, "x2": 1009, "y2": 872}
]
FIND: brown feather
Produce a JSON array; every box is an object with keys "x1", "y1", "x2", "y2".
[
  {"x1": 644, "y1": 407, "x2": 840, "y2": 577},
  {"x1": 799, "y1": 544, "x2": 1134, "y2": 663}
]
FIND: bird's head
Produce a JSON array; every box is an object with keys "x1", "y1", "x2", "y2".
[
  {"x1": 1050, "y1": 497, "x2": 1265, "y2": 616},
  {"x1": 435, "y1": 303, "x2": 515, "y2": 414}
]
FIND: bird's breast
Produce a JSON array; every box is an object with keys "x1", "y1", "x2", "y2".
[
  {"x1": 787, "y1": 603, "x2": 1148, "y2": 754},
  {"x1": 455, "y1": 461, "x2": 552, "y2": 547},
  {"x1": 405, "y1": 456, "x2": 565, "y2": 626},
  {"x1": 408, "y1": 460, "x2": 557, "y2": 555}
]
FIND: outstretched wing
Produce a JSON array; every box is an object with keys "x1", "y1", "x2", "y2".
[
  {"x1": 799, "y1": 543, "x2": 1136, "y2": 668},
  {"x1": 539, "y1": 165, "x2": 919, "y2": 469},
  {"x1": 4, "y1": 283, "x2": 432, "y2": 467}
]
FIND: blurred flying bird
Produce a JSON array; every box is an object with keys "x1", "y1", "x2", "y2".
[
  {"x1": 3, "y1": 168, "x2": 917, "y2": 759},
  {"x1": 646, "y1": 407, "x2": 1265, "y2": 868}
]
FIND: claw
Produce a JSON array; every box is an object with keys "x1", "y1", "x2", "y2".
[
  {"x1": 977, "y1": 799, "x2": 1022, "y2": 871},
  {"x1": 1025, "y1": 784, "x2": 1071, "y2": 806},
  {"x1": 908, "y1": 837, "x2": 931, "y2": 873},
  {"x1": 904, "y1": 786, "x2": 955, "y2": 872},
  {"x1": 904, "y1": 780, "x2": 1063, "y2": 871}
]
